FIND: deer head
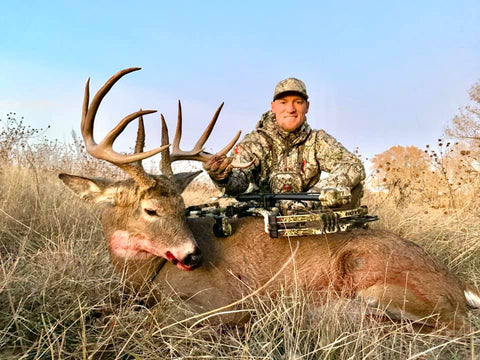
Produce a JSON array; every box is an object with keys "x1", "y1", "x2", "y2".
[{"x1": 59, "y1": 67, "x2": 243, "y2": 272}]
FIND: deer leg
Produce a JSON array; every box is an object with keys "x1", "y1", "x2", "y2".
[
  {"x1": 355, "y1": 281, "x2": 469, "y2": 332},
  {"x1": 338, "y1": 237, "x2": 469, "y2": 333}
]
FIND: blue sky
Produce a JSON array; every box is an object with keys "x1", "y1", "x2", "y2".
[{"x1": 1, "y1": 0, "x2": 479, "y2": 163}]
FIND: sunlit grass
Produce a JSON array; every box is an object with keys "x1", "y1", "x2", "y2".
[{"x1": 0, "y1": 163, "x2": 479, "y2": 358}]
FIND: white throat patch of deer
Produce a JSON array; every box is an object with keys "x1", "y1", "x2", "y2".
[{"x1": 59, "y1": 68, "x2": 479, "y2": 333}]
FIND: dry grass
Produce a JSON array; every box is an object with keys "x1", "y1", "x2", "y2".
[
  {"x1": 0, "y1": 164, "x2": 479, "y2": 359},
  {"x1": 0, "y1": 116, "x2": 479, "y2": 358}
]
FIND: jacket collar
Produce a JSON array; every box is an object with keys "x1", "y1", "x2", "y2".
[{"x1": 256, "y1": 111, "x2": 311, "y2": 146}]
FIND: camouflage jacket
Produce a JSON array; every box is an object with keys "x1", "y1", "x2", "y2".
[{"x1": 214, "y1": 111, "x2": 365, "y2": 195}]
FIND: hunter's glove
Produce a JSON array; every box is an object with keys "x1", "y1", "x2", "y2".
[
  {"x1": 203, "y1": 155, "x2": 233, "y2": 181},
  {"x1": 278, "y1": 200, "x2": 312, "y2": 215},
  {"x1": 318, "y1": 187, "x2": 351, "y2": 207}
]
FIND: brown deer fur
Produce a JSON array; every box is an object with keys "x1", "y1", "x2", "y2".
[{"x1": 60, "y1": 171, "x2": 476, "y2": 332}]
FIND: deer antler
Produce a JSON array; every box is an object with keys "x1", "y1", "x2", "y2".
[
  {"x1": 160, "y1": 100, "x2": 252, "y2": 175},
  {"x1": 82, "y1": 67, "x2": 169, "y2": 188}
]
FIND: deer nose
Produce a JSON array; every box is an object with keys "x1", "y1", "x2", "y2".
[{"x1": 182, "y1": 247, "x2": 202, "y2": 269}]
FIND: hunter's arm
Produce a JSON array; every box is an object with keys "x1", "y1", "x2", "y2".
[
  {"x1": 313, "y1": 130, "x2": 365, "y2": 189},
  {"x1": 210, "y1": 131, "x2": 265, "y2": 195}
]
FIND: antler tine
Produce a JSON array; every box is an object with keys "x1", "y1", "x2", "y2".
[
  {"x1": 82, "y1": 68, "x2": 168, "y2": 163},
  {"x1": 167, "y1": 101, "x2": 253, "y2": 168},
  {"x1": 88, "y1": 108, "x2": 168, "y2": 164},
  {"x1": 160, "y1": 114, "x2": 174, "y2": 177},
  {"x1": 215, "y1": 129, "x2": 254, "y2": 168},
  {"x1": 161, "y1": 114, "x2": 170, "y2": 147},
  {"x1": 170, "y1": 101, "x2": 224, "y2": 162},
  {"x1": 193, "y1": 102, "x2": 224, "y2": 151},
  {"x1": 82, "y1": 78, "x2": 91, "y2": 145},
  {"x1": 134, "y1": 111, "x2": 145, "y2": 154},
  {"x1": 170, "y1": 100, "x2": 209, "y2": 161},
  {"x1": 169, "y1": 101, "x2": 222, "y2": 162},
  {"x1": 81, "y1": 68, "x2": 170, "y2": 189},
  {"x1": 81, "y1": 67, "x2": 139, "y2": 147},
  {"x1": 217, "y1": 130, "x2": 241, "y2": 157},
  {"x1": 171, "y1": 100, "x2": 184, "y2": 157}
]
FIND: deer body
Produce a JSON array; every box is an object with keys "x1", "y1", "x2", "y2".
[
  {"x1": 115, "y1": 216, "x2": 467, "y2": 329},
  {"x1": 60, "y1": 68, "x2": 478, "y2": 333}
]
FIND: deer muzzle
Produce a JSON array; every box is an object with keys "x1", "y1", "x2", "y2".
[
  {"x1": 109, "y1": 230, "x2": 201, "y2": 271},
  {"x1": 181, "y1": 246, "x2": 203, "y2": 269},
  {"x1": 165, "y1": 245, "x2": 202, "y2": 271}
]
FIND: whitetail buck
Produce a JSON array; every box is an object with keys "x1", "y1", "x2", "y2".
[{"x1": 60, "y1": 68, "x2": 480, "y2": 333}]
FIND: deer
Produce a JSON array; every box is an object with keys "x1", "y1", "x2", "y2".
[{"x1": 59, "y1": 68, "x2": 480, "y2": 333}]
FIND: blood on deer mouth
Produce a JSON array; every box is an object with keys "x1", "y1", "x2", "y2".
[
  {"x1": 166, "y1": 251, "x2": 193, "y2": 271},
  {"x1": 110, "y1": 231, "x2": 194, "y2": 271}
]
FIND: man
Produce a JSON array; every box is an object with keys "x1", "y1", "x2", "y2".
[{"x1": 204, "y1": 78, "x2": 365, "y2": 210}]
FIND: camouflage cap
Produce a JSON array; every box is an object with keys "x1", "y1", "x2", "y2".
[{"x1": 273, "y1": 78, "x2": 308, "y2": 100}]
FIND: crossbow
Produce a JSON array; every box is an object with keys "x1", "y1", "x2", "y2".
[{"x1": 185, "y1": 192, "x2": 378, "y2": 238}]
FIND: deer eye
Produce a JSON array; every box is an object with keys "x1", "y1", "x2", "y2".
[{"x1": 144, "y1": 208, "x2": 158, "y2": 216}]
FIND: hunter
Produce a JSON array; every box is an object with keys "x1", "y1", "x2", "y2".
[{"x1": 204, "y1": 78, "x2": 365, "y2": 211}]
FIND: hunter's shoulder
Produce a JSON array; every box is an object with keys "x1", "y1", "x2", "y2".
[
  {"x1": 241, "y1": 111, "x2": 276, "y2": 142},
  {"x1": 311, "y1": 128, "x2": 334, "y2": 138},
  {"x1": 308, "y1": 129, "x2": 341, "y2": 145}
]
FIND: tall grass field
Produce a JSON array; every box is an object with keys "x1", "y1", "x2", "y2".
[{"x1": 0, "y1": 114, "x2": 479, "y2": 359}]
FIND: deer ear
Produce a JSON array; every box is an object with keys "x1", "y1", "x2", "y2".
[
  {"x1": 173, "y1": 170, "x2": 202, "y2": 193},
  {"x1": 58, "y1": 173, "x2": 117, "y2": 204}
]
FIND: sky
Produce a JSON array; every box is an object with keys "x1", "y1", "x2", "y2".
[{"x1": 1, "y1": 0, "x2": 479, "y2": 166}]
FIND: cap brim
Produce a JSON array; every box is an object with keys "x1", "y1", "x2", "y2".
[{"x1": 273, "y1": 90, "x2": 308, "y2": 101}]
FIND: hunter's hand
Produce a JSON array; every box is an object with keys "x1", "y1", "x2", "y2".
[
  {"x1": 203, "y1": 155, "x2": 233, "y2": 181},
  {"x1": 318, "y1": 187, "x2": 351, "y2": 207},
  {"x1": 278, "y1": 200, "x2": 312, "y2": 215}
]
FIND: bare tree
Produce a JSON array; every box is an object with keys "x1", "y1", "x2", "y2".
[
  {"x1": 445, "y1": 81, "x2": 480, "y2": 142},
  {"x1": 371, "y1": 145, "x2": 431, "y2": 204}
]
